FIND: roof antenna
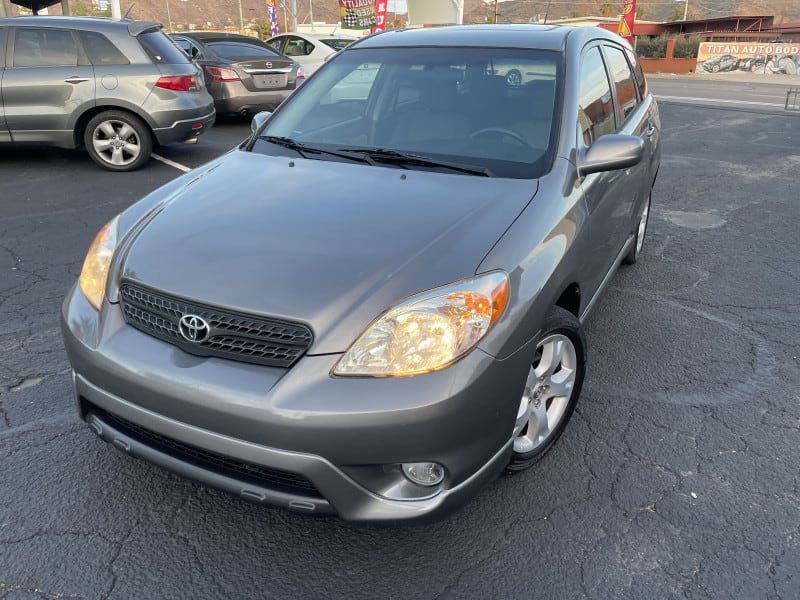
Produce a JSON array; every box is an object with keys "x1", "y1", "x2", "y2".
[{"x1": 124, "y1": 3, "x2": 135, "y2": 18}]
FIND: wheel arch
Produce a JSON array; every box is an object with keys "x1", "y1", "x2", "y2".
[
  {"x1": 554, "y1": 282, "x2": 581, "y2": 318},
  {"x1": 73, "y1": 104, "x2": 156, "y2": 148}
]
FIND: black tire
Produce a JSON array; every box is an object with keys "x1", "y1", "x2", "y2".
[
  {"x1": 622, "y1": 194, "x2": 651, "y2": 265},
  {"x1": 711, "y1": 64, "x2": 720, "y2": 73},
  {"x1": 83, "y1": 110, "x2": 153, "y2": 172},
  {"x1": 506, "y1": 307, "x2": 586, "y2": 472}
]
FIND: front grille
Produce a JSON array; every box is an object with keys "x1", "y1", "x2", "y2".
[
  {"x1": 119, "y1": 283, "x2": 313, "y2": 368},
  {"x1": 91, "y1": 405, "x2": 322, "y2": 498}
]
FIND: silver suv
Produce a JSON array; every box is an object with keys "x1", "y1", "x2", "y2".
[{"x1": 0, "y1": 17, "x2": 215, "y2": 171}]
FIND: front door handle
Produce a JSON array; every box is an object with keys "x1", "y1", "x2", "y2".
[
  {"x1": 64, "y1": 76, "x2": 90, "y2": 84},
  {"x1": 645, "y1": 123, "x2": 656, "y2": 138}
]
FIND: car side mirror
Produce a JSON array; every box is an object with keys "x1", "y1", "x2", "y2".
[
  {"x1": 251, "y1": 111, "x2": 272, "y2": 134},
  {"x1": 578, "y1": 134, "x2": 644, "y2": 176}
]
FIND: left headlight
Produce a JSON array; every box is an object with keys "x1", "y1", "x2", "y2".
[
  {"x1": 333, "y1": 272, "x2": 509, "y2": 377},
  {"x1": 79, "y1": 216, "x2": 119, "y2": 311}
]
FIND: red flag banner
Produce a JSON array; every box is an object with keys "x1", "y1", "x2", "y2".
[
  {"x1": 617, "y1": 0, "x2": 636, "y2": 44},
  {"x1": 339, "y1": 0, "x2": 377, "y2": 30},
  {"x1": 372, "y1": 1, "x2": 388, "y2": 33}
]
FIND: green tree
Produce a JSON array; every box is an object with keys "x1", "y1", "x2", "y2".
[
  {"x1": 252, "y1": 18, "x2": 272, "y2": 40},
  {"x1": 635, "y1": 5, "x2": 645, "y2": 19},
  {"x1": 69, "y1": 0, "x2": 111, "y2": 17}
]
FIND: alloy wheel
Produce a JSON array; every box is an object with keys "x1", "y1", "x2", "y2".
[
  {"x1": 91, "y1": 120, "x2": 142, "y2": 167},
  {"x1": 513, "y1": 333, "x2": 577, "y2": 454}
]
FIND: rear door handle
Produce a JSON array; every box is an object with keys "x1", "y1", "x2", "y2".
[{"x1": 64, "y1": 76, "x2": 90, "y2": 84}]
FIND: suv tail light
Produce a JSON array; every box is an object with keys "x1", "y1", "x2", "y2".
[
  {"x1": 155, "y1": 75, "x2": 200, "y2": 92},
  {"x1": 206, "y1": 66, "x2": 241, "y2": 82}
]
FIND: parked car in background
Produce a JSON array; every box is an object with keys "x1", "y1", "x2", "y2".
[
  {"x1": 170, "y1": 32, "x2": 304, "y2": 117},
  {"x1": 266, "y1": 32, "x2": 356, "y2": 75},
  {"x1": 0, "y1": 17, "x2": 214, "y2": 171},
  {"x1": 701, "y1": 54, "x2": 740, "y2": 73},
  {"x1": 62, "y1": 24, "x2": 660, "y2": 522}
]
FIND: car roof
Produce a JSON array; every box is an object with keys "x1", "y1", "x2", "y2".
[
  {"x1": 273, "y1": 32, "x2": 356, "y2": 41},
  {"x1": 0, "y1": 16, "x2": 161, "y2": 36},
  {"x1": 177, "y1": 31, "x2": 261, "y2": 42},
  {"x1": 352, "y1": 24, "x2": 617, "y2": 52}
]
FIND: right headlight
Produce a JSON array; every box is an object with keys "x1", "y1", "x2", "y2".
[
  {"x1": 333, "y1": 272, "x2": 509, "y2": 377},
  {"x1": 79, "y1": 217, "x2": 119, "y2": 311}
]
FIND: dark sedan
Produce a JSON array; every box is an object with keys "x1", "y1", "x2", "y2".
[
  {"x1": 170, "y1": 32, "x2": 304, "y2": 116},
  {"x1": 62, "y1": 25, "x2": 660, "y2": 522}
]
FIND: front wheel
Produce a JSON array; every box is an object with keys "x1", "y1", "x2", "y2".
[
  {"x1": 507, "y1": 307, "x2": 586, "y2": 472},
  {"x1": 84, "y1": 110, "x2": 153, "y2": 172}
]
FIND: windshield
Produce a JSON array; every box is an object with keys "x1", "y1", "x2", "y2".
[{"x1": 251, "y1": 47, "x2": 561, "y2": 179}]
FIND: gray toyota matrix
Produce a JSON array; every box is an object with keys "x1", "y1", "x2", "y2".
[{"x1": 61, "y1": 25, "x2": 660, "y2": 522}]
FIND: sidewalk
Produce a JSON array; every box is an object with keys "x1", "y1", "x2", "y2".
[{"x1": 648, "y1": 71, "x2": 800, "y2": 86}]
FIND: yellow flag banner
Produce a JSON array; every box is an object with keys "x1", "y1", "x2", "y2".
[
  {"x1": 617, "y1": 0, "x2": 636, "y2": 44},
  {"x1": 339, "y1": 0, "x2": 377, "y2": 30}
]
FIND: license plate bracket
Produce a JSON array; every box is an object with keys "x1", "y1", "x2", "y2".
[{"x1": 254, "y1": 74, "x2": 285, "y2": 88}]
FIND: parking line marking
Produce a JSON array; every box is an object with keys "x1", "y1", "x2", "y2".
[
  {"x1": 655, "y1": 95, "x2": 785, "y2": 108},
  {"x1": 151, "y1": 153, "x2": 192, "y2": 173}
]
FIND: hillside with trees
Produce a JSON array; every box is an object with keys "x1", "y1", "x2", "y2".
[{"x1": 7, "y1": 0, "x2": 798, "y2": 33}]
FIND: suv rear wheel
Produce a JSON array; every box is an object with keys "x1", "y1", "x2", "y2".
[{"x1": 84, "y1": 110, "x2": 153, "y2": 172}]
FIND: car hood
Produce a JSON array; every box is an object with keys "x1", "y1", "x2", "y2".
[{"x1": 119, "y1": 150, "x2": 538, "y2": 354}]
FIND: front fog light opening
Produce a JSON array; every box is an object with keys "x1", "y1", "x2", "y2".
[{"x1": 402, "y1": 462, "x2": 445, "y2": 487}]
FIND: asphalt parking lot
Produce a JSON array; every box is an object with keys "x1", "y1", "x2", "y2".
[{"x1": 1, "y1": 94, "x2": 799, "y2": 598}]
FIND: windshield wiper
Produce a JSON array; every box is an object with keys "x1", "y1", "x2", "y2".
[
  {"x1": 259, "y1": 136, "x2": 371, "y2": 164},
  {"x1": 338, "y1": 148, "x2": 494, "y2": 177}
]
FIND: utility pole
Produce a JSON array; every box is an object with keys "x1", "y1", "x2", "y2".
[
  {"x1": 238, "y1": 0, "x2": 244, "y2": 32},
  {"x1": 0, "y1": 0, "x2": 8, "y2": 18},
  {"x1": 291, "y1": 0, "x2": 297, "y2": 31},
  {"x1": 683, "y1": 0, "x2": 688, "y2": 21},
  {"x1": 111, "y1": 0, "x2": 121, "y2": 20}
]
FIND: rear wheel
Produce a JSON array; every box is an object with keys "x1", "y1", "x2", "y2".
[
  {"x1": 623, "y1": 194, "x2": 651, "y2": 265},
  {"x1": 507, "y1": 307, "x2": 586, "y2": 472},
  {"x1": 84, "y1": 110, "x2": 153, "y2": 172}
]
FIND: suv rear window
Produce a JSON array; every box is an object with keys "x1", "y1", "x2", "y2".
[{"x1": 138, "y1": 30, "x2": 190, "y2": 64}]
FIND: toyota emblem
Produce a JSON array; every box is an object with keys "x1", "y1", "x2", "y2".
[
  {"x1": 179, "y1": 314, "x2": 210, "y2": 343},
  {"x1": 265, "y1": 61, "x2": 272, "y2": 69}
]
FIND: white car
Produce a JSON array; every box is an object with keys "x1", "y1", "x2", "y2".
[{"x1": 267, "y1": 32, "x2": 356, "y2": 75}]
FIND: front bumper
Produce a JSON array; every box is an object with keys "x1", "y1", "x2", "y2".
[{"x1": 61, "y1": 283, "x2": 529, "y2": 522}]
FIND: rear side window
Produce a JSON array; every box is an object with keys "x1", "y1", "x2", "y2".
[
  {"x1": 577, "y1": 46, "x2": 615, "y2": 147},
  {"x1": 79, "y1": 31, "x2": 129, "y2": 65},
  {"x1": 603, "y1": 45, "x2": 639, "y2": 120},
  {"x1": 284, "y1": 37, "x2": 313, "y2": 57},
  {"x1": 14, "y1": 28, "x2": 78, "y2": 67},
  {"x1": 206, "y1": 42, "x2": 280, "y2": 60},
  {"x1": 138, "y1": 30, "x2": 189, "y2": 64}
]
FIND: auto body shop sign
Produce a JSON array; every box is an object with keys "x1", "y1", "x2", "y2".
[{"x1": 697, "y1": 42, "x2": 800, "y2": 75}]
